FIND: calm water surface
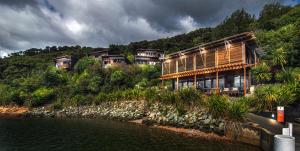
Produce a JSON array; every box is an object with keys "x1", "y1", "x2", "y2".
[{"x1": 0, "y1": 118, "x2": 261, "y2": 151}]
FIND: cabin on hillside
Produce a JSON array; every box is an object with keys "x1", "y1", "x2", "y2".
[
  {"x1": 88, "y1": 49, "x2": 109, "y2": 60},
  {"x1": 161, "y1": 32, "x2": 262, "y2": 96},
  {"x1": 88, "y1": 49, "x2": 127, "y2": 68},
  {"x1": 134, "y1": 49, "x2": 164, "y2": 65},
  {"x1": 54, "y1": 55, "x2": 76, "y2": 70},
  {"x1": 101, "y1": 55, "x2": 127, "y2": 68}
]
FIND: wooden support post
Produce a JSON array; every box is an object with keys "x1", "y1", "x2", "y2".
[
  {"x1": 216, "y1": 70, "x2": 219, "y2": 94},
  {"x1": 193, "y1": 54, "x2": 196, "y2": 70},
  {"x1": 204, "y1": 53, "x2": 207, "y2": 67},
  {"x1": 176, "y1": 77, "x2": 179, "y2": 90},
  {"x1": 184, "y1": 57, "x2": 187, "y2": 71},
  {"x1": 242, "y1": 42, "x2": 246, "y2": 64},
  {"x1": 194, "y1": 74, "x2": 197, "y2": 88},
  {"x1": 168, "y1": 62, "x2": 171, "y2": 74},
  {"x1": 248, "y1": 69, "x2": 251, "y2": 88},
  {"x1": 228, "y1": 45, "x2": 231, "y2": 64},
  {"x1": 243, "y1": 66, "x2": 247, "y2": 96},
  {"x1": 176, "y1": 60, "x2": 178, "y2": 73}
]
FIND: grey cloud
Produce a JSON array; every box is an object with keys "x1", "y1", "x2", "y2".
[{"x1": 0, "y1": 0, "x2": 285, "y2": 56}]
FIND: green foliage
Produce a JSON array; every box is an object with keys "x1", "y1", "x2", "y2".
[
  {"x1": 110, "y1": 70, "x2": 128, "y2": 89},
  {"x1": 87, "y1": 76, "x2": 103, "y2": 94},
  {"x1": 30, "y1": 87, "x2": 54, "y2": 107},
  {"x1": 207, "y1": 94, "x2": 229, "y2": 117},
  {"x1": 70, "y1": 95, "x2": 91, "y2": 106},
  {"x1": 0, "y1": 84, "x2": 13, "y2": 105},
  {"x1": 212, "y1": 9, "x2": 255, "y2": 40},
  {"x1": 74, "y1": 57, "x2": 96, "y2": 73},
  {"x1": 251, "y1": 62, "x2": 272, "y2": 84},
  {"x1": 43, "y1": 66, "x2": 67, "y2": 87},
  {"x1": 227, "y1": 101, "x2": 249, "y2": 121},
  {"x1": 144, "y1": 87, "x2": 160, "y2": 103},
  {"x1": 253, "y1": 83, "x2": 297, "y2": 111},
  {"x1": 159, "y1": 90, "x2": 176, "y2": 105},
  {"x1": 256, "y1": 23, "x2": 299, "y2": 67},
  {"x1": 95, "y1": 92, "x2": 108, "y2": 105},
  {"x1": 255, "y1": 3, "x2": 291, "y2": 30},
  {"x1": 276, "y1": 67, "x2": 300, "y2": 83},
  {"x1": 176, "y1": 88, "x2": 203, "y2": 106}
]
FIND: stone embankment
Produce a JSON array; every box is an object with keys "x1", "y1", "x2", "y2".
[{"x1": 24, "y1": 101, "x2": 225, "y2": 134}]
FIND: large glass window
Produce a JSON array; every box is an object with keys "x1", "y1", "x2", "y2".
[
  {"x1": 212, "y1": 78, "x2": 217, "y2": 88},
  {"x1": 219, "y1": 77, "x2": 225, "y2": 89},
  {"x1": 234, "y1": 75, "x2": 241, "y2": 88},
  {"x1": 197, "y1": 78, "x2": 204, "y2": 89},
  {"x1": 205, "y1": 78, "x2": 211, "y2": 88}
]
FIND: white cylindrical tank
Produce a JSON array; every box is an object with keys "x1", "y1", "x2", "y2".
[{"x1": 274, "y1": 135, "x2": 295, "y2": 151}]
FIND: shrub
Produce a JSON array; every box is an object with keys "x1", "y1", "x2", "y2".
[
  {"x1": 95, "y1": 92, "x2": 108, "y2": 105},
  {"x1": 43, "y1": 66, "x2": 67, "y2": 87},
  {"x1": 88, "y1": 76, "x2": 103, "y2": 94},
  {"x1": 207, "y1": 94, "x2": 229, "y2": 117},
  {"x1": 29, "y1": 87, "x2": 54, "y2": 107},
  {"x1": 227, "y1": 101, "x2": 249, "y2": 121},
  {"x1": 276, "y1": 67, "x2": 300, "y2": 83},
  {"x1": 70, "y1": 95, "x2": 91, "y2": 106},
  {"x1": 144, "y1": 87, "x2": 160, "y2": 103},
  {"x1": 160, "y1": 90, "x2": 176, "y2": 104},
  {"x1": 52, "y1": 99, "x2": 63, "y2": 110},
  {"x1": 251, "y1": 62, "x2": 272, "y2": 84},
  {"x1": 74, "y1": 57, "x2": 96, "y2": 74},
  {"x1": 176, "y1": 88, "x2": 203, "y2": 106},
  {"x1": 175, "y1": 100, "x2": 187, "y2": 116},
  {"x1": 0, "y1": 84, "x2": 13, "y2": 105},
  {"x1": 253, "y1": 83, "x2": 297, "y2": 111}
]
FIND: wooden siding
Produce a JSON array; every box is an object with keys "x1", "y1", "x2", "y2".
[
  {"x1": 230, "y1": 43, "x2": 243, "y2": 63},
  {"x1": 217, "y1": 46, "x2": 229, "y2": 66},
  {"x1": 206, "y1": 49, "x2": 215, "y2": 67},
  {"x1": 196, "y1": 54, "x2": 205, "y2": 69},
  {"x1": 186, "y1": 55, "x2": 194, "y2": 71},
  {"x1": 163, "y1": 62, "x2": 169, "y2": 75},
  {"x1": 170, "y1": 60, "x2": 176, "y2": 74}
]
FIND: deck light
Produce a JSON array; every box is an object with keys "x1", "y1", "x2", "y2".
[
  {"x1": 225, "y1": 40, "x2": 231, "y2": 50},
  {"x1": 199, "y1": 47, "x2": 206, "y2": 54}
]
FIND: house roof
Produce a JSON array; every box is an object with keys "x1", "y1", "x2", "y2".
[
  {"x1": 136, "y1": 49, "x2": 164, "y2": 52},
  {"x1": 88, "y1": 49, "x2": 109, "y2": 55},
  {"x1": 55, "y1": 55, "x2": 72, "y2": 59},
  {"x1": 165, "y1": 32, "x2": 255, "y2": 59}
]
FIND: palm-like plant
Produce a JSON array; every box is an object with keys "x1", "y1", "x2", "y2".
[
  {"x1": 269, "y1": 47, "x2": 287, "y2": 71},
  {"x1": 251, "y1": 62, "x2": 272, "y2": 84}
]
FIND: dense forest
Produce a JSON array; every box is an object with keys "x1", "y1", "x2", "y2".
[{"x1": 0, "y1": 3, "x2": 299, "y2": 110}]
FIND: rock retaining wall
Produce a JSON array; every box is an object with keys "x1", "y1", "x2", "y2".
[{"x1": 25, "y1": 100, "x2": 225, "y2": 135}]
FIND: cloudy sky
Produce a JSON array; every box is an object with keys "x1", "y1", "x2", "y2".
[{"x1": 0, "y1": 0, "x2": 298, "y2": 57}]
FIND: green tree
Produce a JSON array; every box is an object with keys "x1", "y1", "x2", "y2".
[
  {"x1": 74, "y1": 57, "x2": 96, "y2": 73},
  {"x1": 256, "y1": 3, "x2": 291, "y2": 30}
]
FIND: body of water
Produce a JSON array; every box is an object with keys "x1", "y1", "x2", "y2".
[{"x1": 0, "y1": 118, "x2": 261, "y2": 151}]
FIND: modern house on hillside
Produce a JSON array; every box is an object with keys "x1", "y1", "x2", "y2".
[
  {"x1": 134, "y1": 49, "x2": 164, "y2": 65},
  {"x1": 88, "y1": 49, "x2": 127, "y2": 68},
  {"x1": 161, "y1": 32, "x2": 262, "y2": 96},
  {"x1": 54, "y1": 55, "x2": 76, "y2": 70},
  {"x1": 101, "y1": 55, "x2": 127, "y2": 68},
  {"x1": 88, "y1": 49, "x2": 109, "y2": 60}
]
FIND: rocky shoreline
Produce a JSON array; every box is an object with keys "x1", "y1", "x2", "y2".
[{"x1": 24, "y1": 100, "x2": 225, "y2": 135}]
